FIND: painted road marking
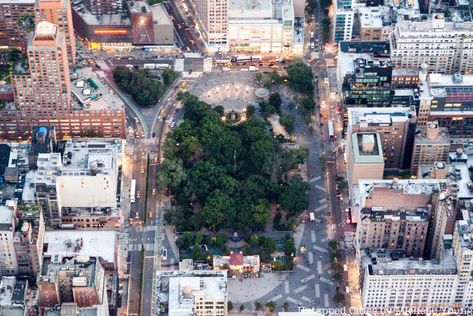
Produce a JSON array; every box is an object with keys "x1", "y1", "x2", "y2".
[
  {"x1": 296, "y1": 264, "x2": 311, "y2": 272},
  {"x1": 311, "y1": 231, "x2": 316, "y2": 243},
  {"x1": 313, "y1": 245, "x2": 328, "y2": 253},
  {"x1": 324, "y1": 294, "x2": 330, "y2": 307},
  {"x1": 269, "y1": 294, "x2": 283, "y2": 302},
  {"x1": 284, "y1": 281, "x2": 290, "y2": 294},
  {"x1": 302, "y1": 296, "x2": 312, "y2": 303},
  {"x1": 318, "y1": 197, "x2": 327, "y2": 203},
  {"x1": 321, "y1": 237, "x2": 328, "y2": 243},
  {"x1": 320, "y1": 277, "x2": 335, "y2": 286},
  {"x1": 294, "y1": 285, "x2": 308, "y2": 294},
  {"x1": 315, "y1": 283, "x2": 320, "y2": 298},
  {"x1": 301, "y1": 274, "x2": 316, "y2": 283},
  {"x1": 309, "y1": 176, "x2": 322, "y2": 183},
  {"x1": 287, "y1": 297, "x2": 299, "y2": 304},
  {"x1": 308, "y1": 251, "x2": 314, "y2": 265},
  {"x1": 314, "y1": 204, "x2": 328, "y2": 213},
  {"x1": 317, "y1": 261, "x2": 323, "y2": 274},
  {"x1": 315, "y1": 184, "x2": 327, "y2": 192}
]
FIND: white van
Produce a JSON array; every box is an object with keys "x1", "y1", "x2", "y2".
[
  {"x1": 222, "y1": 67, "x2": 231, "y2": 72},
  {"x1": 310, "y1": 43, "x2": 315, "y2": 49},
  {"x1": 309, "y1": 212, "x2": 315, "y2": 222},
  {"x1": 249, "y1": 66, "x2": 258, "y2": 71}
]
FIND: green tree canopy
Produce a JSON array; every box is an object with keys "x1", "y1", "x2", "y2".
[
  {"x1": 286, "y1": 62, "x2": 314, "y2": 95},
  {"x1": 280, "y1": 175, "x2": 309, "y2": 216}
]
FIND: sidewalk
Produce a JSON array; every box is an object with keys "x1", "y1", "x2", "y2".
[{"x1": 164, "y1": 225, "x2": 180, "y2": 260}]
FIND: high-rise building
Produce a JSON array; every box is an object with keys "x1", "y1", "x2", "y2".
[
  {"x1": 333, "y1": 0, "x2": 353, "y2": 43},
  {"x1": 453, "y1": 213, "x2": 473, "y2": 307},
  {"x1": 35, "y1": 0, "x2": 76, "y2": 66},
  {"x1": 418, "y1": 73, "x2": 473, "y2": 137},
  {"x1": 193, "y1": 0, "x2": 228, "y2": 49},
  {"x1": 347, "y1": 107, "x2": 417, "y2": 171},
  {"x1": 346, "y1": 132, "x2": 385, "y2": 186},
  {"x1": 411, "y1": 122, "x2": 450, "y2": 175},
  {"x1": 0, "y1": 0, "x2": 35, "y2": 52},
  {"x1": 354, "y1": 179, "x2": 454, "y2": 259},
  {"x1": 390, "y1": 14, "x2": 473, "y2": 75},
  {"x1": 85, "y1": 0, "x2": 122, "y2": 15},
  {"x1": 227, "y1": 0, "x2": 295, "y2": 54},
  {"x1": 12, "y1": 21, "x2": 72, "y2": 117},
  {"x1": 14, "y1": 206, "x2": 45, "y2": 279},
  {"x1": 0, "y1": 200, "x2": 18, "y2": 276}
]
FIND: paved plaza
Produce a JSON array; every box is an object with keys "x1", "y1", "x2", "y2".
[{"x1": 190, "y1": 72, "x2": 259, "y2": 113}]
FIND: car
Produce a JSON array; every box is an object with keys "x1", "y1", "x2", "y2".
[
  {"x1": 152, "y1": 188, "x2": 157, "y2": 196},
  {"x1": 170, "y1": 121, "x2": 176, "y2": 128},
  {"x1": 162, "y1": 248, "x2": 168, "y2": 261},
  {"x1": 141, "y1": 167, "x2": 145, "y2": 174},
  {"x1": 185, "y1": 26, "x2": 190, "y2": 31},
  {"x1": 190, "y1": 39, "x2": 195, "y2": 45},
  {"x1": 136, "y1": 191, "x2": 141, "y2": 199},
  {"x1": 177, "y1": 23, "x2": 182, "y2": 29}
]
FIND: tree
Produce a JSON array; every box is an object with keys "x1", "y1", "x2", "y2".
[
  {"x1": 279, "y1": 175, "x2": 309, "y2": 216},
  {"x1": 283, "y1": 301, "x2": 289, "y2": 312},
  {"x1": 199, "y1": 190, "x2": 234, "y2": 230},
  {"x1": 254, "y1": 302, "x2": 262, "y2": 310},
  {"x1": 265, "y1": 301, "x2": 276, "y2": 312},
  {"x1": 156, "y1": 158, "x2": 187, "y2": 190},
  {"x1": 227, "y1": 301, "x2": 233, "y2": 311},
  {"x1": 333, "y1": 272, "x2": 341, "y2": 281},
  {"x1": 268, "y1": 71, "x2": 283, "y2": 85},
  {"x1": 255, "y1": 72, "x2": 263, "y2": 82},
  {"x1": 162, "y1": 68, "x2": 178, "y2": 86},
  {"x1": 283, "y1": 237, "x2": 296, "y2": 256},
  {"x1": 334, "y1": 291, "x2": 345, "y2": 303},
  {"x1": 272, "y1": 260, "x2": 283, "y2": 271},
  {"x1": 240, "y1": 304, "x2": 245, "y2": 312},
  {"x1": 328, "y1": 240, "x2": 339, "y2": 250},
  {"x1": 246, "y1": 105, "x2": 256, "y2": 118},
  {"x1": 268, "y1": 92, "x2": 282, "y2": 113},
  {"x1": 192, "y1": 245, "x2": 203, "y2": 260},
  {"x1": 286, "y1": 62, "x2": 314, "y2": 95},
  {"x1": 251, "y1": 199, "x2": 270, "y2": 231},
  {"x1": 259, "y1": 101, "x2": 277, "y2": 118},
  {"x1": 279, "y1": 114, "x2": 295, "y2": 135},
  {"x1": 214, "y1": 105, "x2": 225, "y2": 116}
]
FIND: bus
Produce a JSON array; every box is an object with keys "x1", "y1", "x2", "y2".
[
  {"x1": 215, "y1": 58, "x2": 231, "y2": 65},
  {"x1": 234, "y1": 55, "x2": 262, "y2": 64},
  {"x1": 155, "y1": 63, "x2": 171, "y2": 70},
  {"x1": 328, "y1": 120, "x2": 335, "y2": 139},
  {"x1": 130, "y1": 179, "x2": 136, "y2": 203}
]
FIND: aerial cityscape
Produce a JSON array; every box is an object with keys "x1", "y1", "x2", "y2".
[{"x1": 0, "y1": 0, "x2": 473, "y2": 315}]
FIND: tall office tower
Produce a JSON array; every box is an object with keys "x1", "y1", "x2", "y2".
[
  {"x1": 194, "y1": 0, "x2": 228, "y2": 49},
  {"x1": 347, "y1": 108, "x2": 417, "y2": 171},
  {"x1": 411, "y1": 122, "x2": 450, "y2": 175},
  {"x1": 35, "y1": 0, "x2": 76, "y2": 66},
  {"x1": 390, "y1": 14, "x2": 473, "y2": 75},
  {"x1": 333, "y1": 0, "x2": 353, "y2": 43},
  {"x1": 0, "y1": 0, "x2": 35, "y2": 52},
  {"x1": 85, "y1": 0, "x2": 122, "y2": 15},
  {"x1": 0, "y1": 200, "x2": 18, "y2": 276},
  {"x1": 12, "y1": 21, "x2": 71, "y2": 117}
]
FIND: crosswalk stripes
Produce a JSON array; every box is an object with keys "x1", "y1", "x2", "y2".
[
  {"x1": 324, "y1": 294, "x2": 330, "y2": 307},
  {"x1": 302, "y1": 296, "x2": 312, "y2": 303},
  {"x1": 268, "y1": 294, "x2": 283, "y2": 302},
  {"x1": 311, "y1": 230, "x2": 316, "y2": 243},
  {"x1": 296, "y1": 264, "x2": 311, "y2": 272},
  {"x1": 314, "y1": 204, "x2": 328, "y2": 213},
  {"x1": 318, "y1": 197, "x2": 327, "y2": 203},
  {"x1": 294, "y1": 285, "x2": 307, "y2": 294},
  {"x1": 315, "y1": 283, "x2": 320, "y2": 298},
  {"x1": 284, "y1": 281, "x2": 290, "y2": 294},
  {"x1": 309, "y1": 176, "x2": 322, "y2": 183},
  {"x1": 308, "y1": 251, "x2": 314, "y2": 265},
  {"x1": 315, "y1": 184, "x2": 327, "y2": 192},
  {"x1": 286, "y1": 297, "x2": 299, "y2": 304},
  {"x1": 301, "y1": 274, "x2": 316, "y2": 283},
  {"x1": 317, "y1": 261, "x2": 323, "y2": 274},
  {"x1": 320, "y1": 277, "x2": 335, "y2": 286},
  {"x1": 313, "y1": 245, "x2": 328, "y2": 253}
]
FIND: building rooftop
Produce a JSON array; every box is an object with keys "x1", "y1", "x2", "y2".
[
  {"x1": 0, "y1": 201, "x2": 14, "y2": 226},
  {"x1": 396, "y1": 18, "x2": 473, "y2": 34},
  {"x1": 151, "y1": 3, "x2": 172, "y2": 25},
  {"x1": 128, "y1": 0, "x2": 151, "y2": 14},
  {"x1": 414, "y1": 122, "x2": 449, "y2": 145},
  {"x1": 71, "y1": 67, "x2": 125, "y2": 111},
  {"x1": 339, "y1": 40, "x2": 390, "y2": 56},
  {"x1": 229, "y1": 0, "x2": 273, "y2": 19},
  {"x1": 61, "y1": 139, "x2": 120, "y2": 175},
  {"x1": 360, "y1": 206, "x2": 430, "y2": 222},
  {"x1": 358, "y1": 179, "x2": 450, "y2": 198},
  {"x1": 0, "y1": 276, "x2": 16, "y2": 306},
  {"x1": 44, "y1": 230, "x2": 117, "y2": 263},
  {"x1": 362, "y1": 248, "x2": 457, "y2": 275},
  {"x1": 351, "y1": 133, "x2": 384, "y2": 164},
  {"x1": 358, "y1": 6, "x2": 389, "y2": 29},
  {"x1": 158, "y1": 271, "x2": 227, "y2": 316},
  {"x1": 347, "y1": 107, "x2": 413, "y2": 129},
  {"x1": 0, "y1": 0, "x2": 34, "y2": 3}
]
